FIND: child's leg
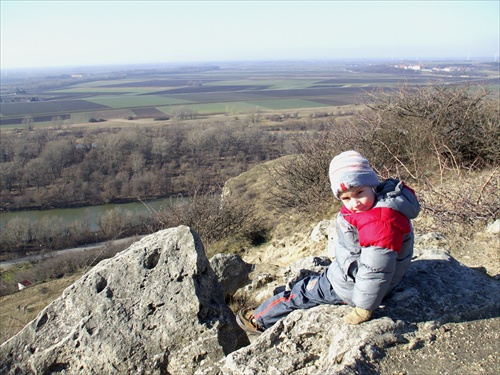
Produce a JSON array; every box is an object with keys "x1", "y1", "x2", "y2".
[{"x1": 254, "y1": 271, "x2": 344, "y2": 329}]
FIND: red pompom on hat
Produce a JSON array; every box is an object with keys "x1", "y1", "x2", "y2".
[{"x1": 329, "y1": 151, "x2": 379, "y2": 199}]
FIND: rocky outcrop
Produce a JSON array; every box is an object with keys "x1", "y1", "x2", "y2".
[
  {"x1": 2, "y1": 227, "x2": 499, "y2": 375},
  {"x1": 0, "y1": 226, "x2": 249, "y2": 375},
  {"x1": 215, "y1": 241, "x2": 500, "y2": 375}
]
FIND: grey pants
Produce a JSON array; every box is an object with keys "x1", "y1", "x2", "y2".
[{"x1": 254, "y1": 269, "x2": 345, "y2": 330}]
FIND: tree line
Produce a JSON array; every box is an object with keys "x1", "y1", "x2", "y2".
[{"x1": 0, "y1": 117, "x2": 320, "y2": 210}]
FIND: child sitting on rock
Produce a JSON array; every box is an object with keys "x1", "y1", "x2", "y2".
[{"x1": 237, "y1": 150, "x2": 421, "y2": 333}]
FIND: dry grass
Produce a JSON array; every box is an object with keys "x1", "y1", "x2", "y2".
[
  {"x1": 0, "y1": 273, "x2": 82, "y2": 344},
  {"x1": 415, "y1": 167, "x2": 500, "y2": 278}
]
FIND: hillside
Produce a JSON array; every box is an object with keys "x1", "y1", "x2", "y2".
[
  {"x1": 1, "y1": 156, "x2": 499, "y2": 374},
  {"x1": 1, "y1": 216, "x2": 498, "y2": 374}
]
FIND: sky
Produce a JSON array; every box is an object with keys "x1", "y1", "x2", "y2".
[{"x1": 1, "y1": 0, "x2": 499, "y2": 70}]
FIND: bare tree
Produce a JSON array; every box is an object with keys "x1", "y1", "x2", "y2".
[{"x1": 22, "y1": 116, "x2": 34, "y2": 131}]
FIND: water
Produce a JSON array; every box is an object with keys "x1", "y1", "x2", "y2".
[{"x1": 0, "y1": 197, "x2": 180, "y2": 232}]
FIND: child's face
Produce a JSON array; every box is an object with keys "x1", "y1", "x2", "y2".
[{"x1": 339, "y1": 186, "x2": 376, "y2": 213}]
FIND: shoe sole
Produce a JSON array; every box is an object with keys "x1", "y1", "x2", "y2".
[{"x1": 236, "y1": 310, "x2": 263, "y2": 335}]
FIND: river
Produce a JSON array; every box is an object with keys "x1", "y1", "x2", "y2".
[{"x1": 0, "y1": 197, "x2": 181, "y2": 232}]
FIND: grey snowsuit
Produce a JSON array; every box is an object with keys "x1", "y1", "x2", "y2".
[{"x1": 254, "y1": 179, "x2": 420, "y2": 330}]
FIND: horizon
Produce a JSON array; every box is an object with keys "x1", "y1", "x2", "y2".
[
  {"x1": 1, "y1": 1, "x2": 499, "y2": 71},
  {"x1": 1, "y1": 56, "x2": 498, "y2": 76}
]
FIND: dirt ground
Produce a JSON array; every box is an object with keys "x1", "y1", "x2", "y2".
[{"x1": 375, "y1": 317, "x2": 500, "y2": 375}]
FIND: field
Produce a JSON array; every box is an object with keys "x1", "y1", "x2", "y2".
[{"x1": 1, "y1": 60, "x2": 498, "y2": 127}]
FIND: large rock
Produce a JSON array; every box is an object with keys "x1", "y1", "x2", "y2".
[
  {"x1": 486, "y1": 219, "x2": 500, "y2": 234},
  {"x1": 0, "y1": 226, "x2": 249, "y2": 375}
]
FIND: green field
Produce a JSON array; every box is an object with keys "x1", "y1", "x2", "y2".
[
  {"x1": 85, "y1": 95, "x2": 190, "y2": 108},
  {"x1": 1, "y1": 60, "x2": 498, "y2": 126}
]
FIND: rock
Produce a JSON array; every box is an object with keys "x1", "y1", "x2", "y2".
[
  {"x1": 3, "y1": 226, "x2": 498, "y2": 375},
  {"x1": 282, "y1": 255, "x2": 331, "y2": 291},
  {"x1": 0, "y1": 226, "x2": 249, "y2": 375},
  {"x1": 414, "y1": 232, "x2": 448, "y2": 249},
  {"x1": 209, "y1": 247, "x2": 500, "y2": 374},
  {"x1": 310, "y1": 220, "x2": 332, "y2": 242},
  {"x1": 486, "y1": 219, "x2": 500, "y2": 234},
  {"x1": 209, "y1": 253, "x2": 253, "y2": 300},
  {"x1": 311, "y1": 219, "x2": 337, "y2": 257},
  {"x1": 220, "y1": 307, "x2": 404, "y2": 375},
  {"x1": 327, "y1": 222, "x2": 338, "y2": 258}
]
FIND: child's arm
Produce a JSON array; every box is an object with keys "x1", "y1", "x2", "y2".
[
  {"x1": 378, "y1": 179, "x2": 420, "y2": 220},
  {"x1": 343, "y1": 247, "x2": 398, "y2": 324},
  {"x1": 351, "y1": 246, "x2": 398, "y2": 310}
]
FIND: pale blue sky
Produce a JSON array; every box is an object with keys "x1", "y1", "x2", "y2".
[{"x1": 1, "y1": 1, "x2": 499, "y2": 69}]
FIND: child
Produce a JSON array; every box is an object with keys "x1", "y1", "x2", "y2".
[{"x1": 237, "y1": 150, "x2": 420, "y2": 333}]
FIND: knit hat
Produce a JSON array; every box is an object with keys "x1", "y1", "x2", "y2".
[{"x1": 329, "y1": 150, "x2": 379, "y2": 199}]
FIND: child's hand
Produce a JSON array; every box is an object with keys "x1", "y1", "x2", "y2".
[{"x1": 343, "y1": 307, "x2": 372, "y2": 325}]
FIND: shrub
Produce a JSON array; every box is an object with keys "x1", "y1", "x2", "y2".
[
  {"x1": 421, "y1": 169, "x2": 499, "y2": 226},
  {"x1": 268, "y1": 133, "x2": 338, "y2": 214},
  {"x1": 416, "y1": 168, "x2": 499, "y2": 256},
  {"x1": 150, "y1": 187, "x2": 266, "y2": 251},
  {"x1": 268, "y1": 82, "x2": 499, "y2": 229},
  {"x1": 355, "y1": 82, "x2": 499, "y2": 179}
]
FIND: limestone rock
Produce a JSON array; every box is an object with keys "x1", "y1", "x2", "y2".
[
  {"x1": 486, "y1": 219, "x2": 500, "y2": 234},
  {"x1": 414, "y1": 232, "x2": 448, "y2": 249},
  {"x1": 310, "y1": 220, "x2": 332, "y2": 242},
  {"x1": 311, "y1": 220, "x2": 337, "y2": 257},
  {"x1": 3, "y1": 226, "x2": 498, "y2": 375},
  {"x1": 209, "y1": 253, "x2": 253, "y2": 300},
  {"x1": 0, "y1": 226, "x2": 249, "y2": 375}
]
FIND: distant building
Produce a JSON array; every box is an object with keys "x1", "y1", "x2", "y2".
[
  {"x1": 18, "y1": 280, "x2": 33, "y2": 290},
  {"x1": 394, "y1": 64, "x2": 421, "y2": 71}
]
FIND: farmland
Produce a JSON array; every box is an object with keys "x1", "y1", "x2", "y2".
[{"x1": 2, "y1": 60, "x2": 498, "y2": 128}]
